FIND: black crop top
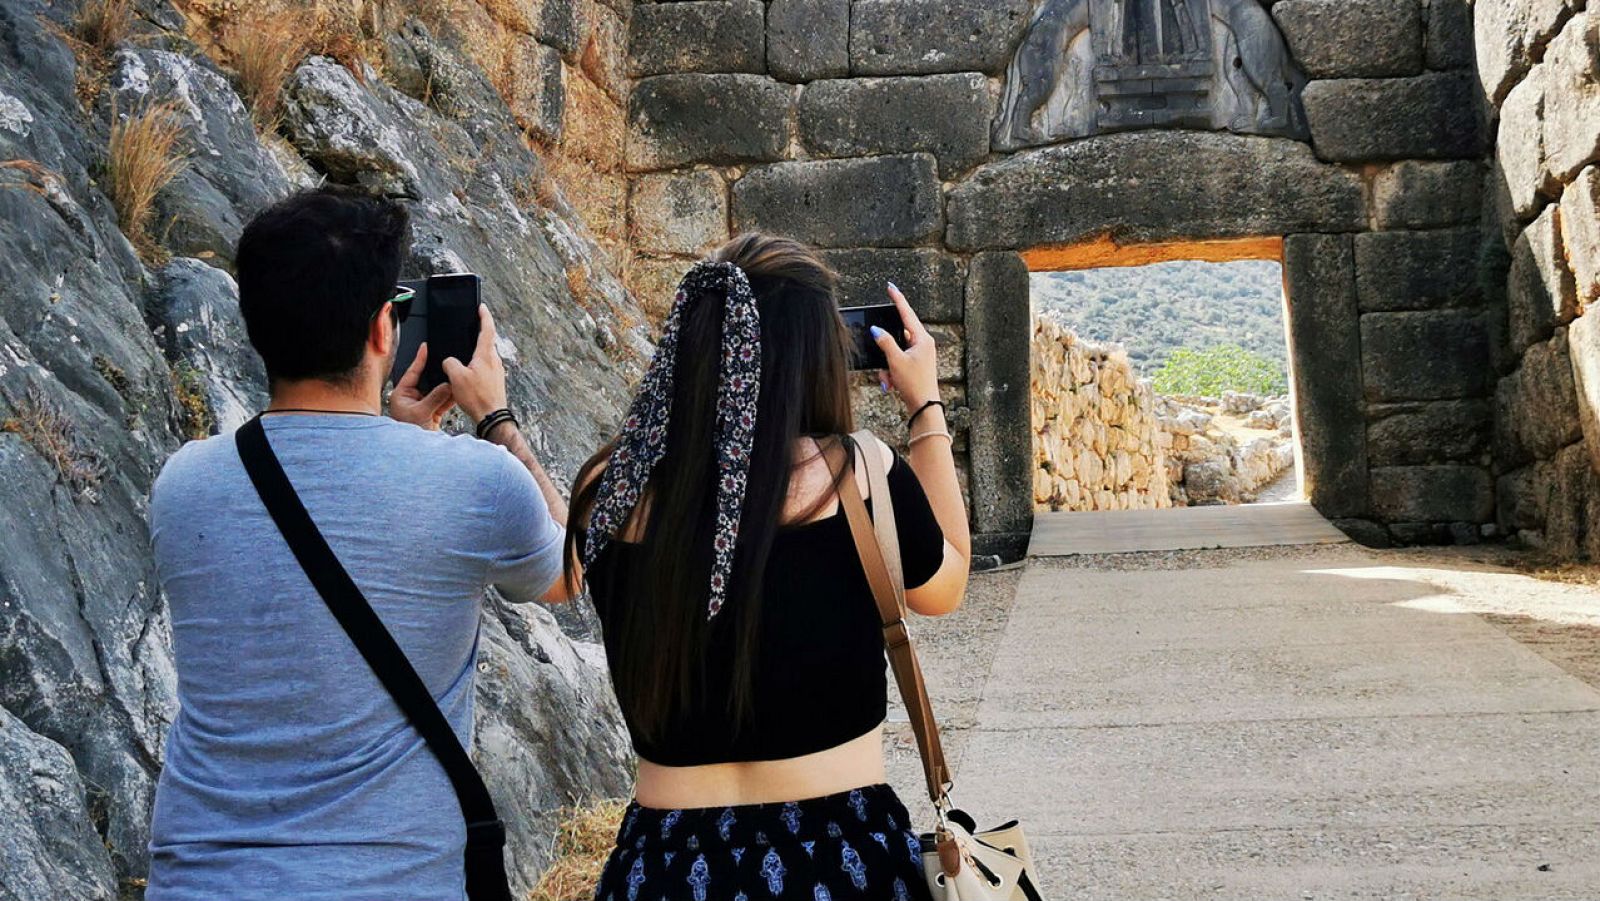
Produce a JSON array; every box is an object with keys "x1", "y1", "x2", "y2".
[{"x1": 582, "y1": 452, "x2": 946, "y2": 766}]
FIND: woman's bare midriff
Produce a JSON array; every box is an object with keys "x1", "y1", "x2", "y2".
[{"x1": 632, "y1": 726, "x2": 887, "y2": 810}]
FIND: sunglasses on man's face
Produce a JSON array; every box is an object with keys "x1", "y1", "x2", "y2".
[{"x1": 373, "y1": 285, "x2": 416, "y2": 324}]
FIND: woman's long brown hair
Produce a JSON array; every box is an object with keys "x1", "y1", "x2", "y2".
[{"x1": 562, "y1": 233, "x2": 856, "y2": 742}]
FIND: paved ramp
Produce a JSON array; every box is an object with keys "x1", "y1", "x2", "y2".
[
  {"x1": 944, "y1": 549, "x2": 1600, "y2": 900},
  {"x1": 1030, "y1": 501, "x2": 1349, "y2": 556}
]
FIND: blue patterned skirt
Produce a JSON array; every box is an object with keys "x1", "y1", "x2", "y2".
[{"x1": 593, "y1": 784, "x2": 934, "y2": 901}]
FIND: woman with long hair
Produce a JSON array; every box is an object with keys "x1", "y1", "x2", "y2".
[{"x1": 564, "y1": 233, "x2": 970, "y2": 901}]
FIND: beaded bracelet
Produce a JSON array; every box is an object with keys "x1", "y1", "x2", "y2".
[
  {"x1": 907, "y1": 399, "x2": 946, "y2": 431},
  {"x1": 475, "y1": 408, "x2": 518, "y2": 440}
]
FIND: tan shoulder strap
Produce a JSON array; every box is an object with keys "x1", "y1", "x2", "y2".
[{"x1": 823, "y1": 435, "x2": 952, "y2": 805}]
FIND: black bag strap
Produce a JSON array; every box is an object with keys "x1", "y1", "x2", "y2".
[{"x1": 235, "y1": 416, "x2": 512, "y2": 901}]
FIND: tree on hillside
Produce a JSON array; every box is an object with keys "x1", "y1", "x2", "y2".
[{"x1": 1152, "y1": 344, "x2": 1288, "y2": 396}]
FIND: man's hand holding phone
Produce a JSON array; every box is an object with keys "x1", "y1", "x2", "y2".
[
  {"x1": 391, "y1": 343, "x2": 455, "y2": 431},
  {"x1": 442, "y1": 304, "x2": 508, "y2": 424}
]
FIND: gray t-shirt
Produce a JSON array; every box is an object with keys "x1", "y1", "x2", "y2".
[{"x1": 146, "y1": 414, "x2": 563, "y2": 901}]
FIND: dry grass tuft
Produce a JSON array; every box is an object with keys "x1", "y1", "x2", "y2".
[
  {"x1": 223, "y1": 9, "x2": 310, "y2": 129},
  {"x1": 528, "y1": 799, "x2": 628, "y2": 901},
  {"x1": 73, "y1": 0, "x2": 134, "y2": 55},
  {"x1": 107, "y1": 101, "x2": 188, "y2": 260},
  {"x1": 1, "y1": 388, "x2": 104, "y2": 497}
]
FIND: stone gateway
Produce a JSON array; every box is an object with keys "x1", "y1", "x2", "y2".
[{"x1": 623, "y1": 0, "x2": 1597, "y2": 560}]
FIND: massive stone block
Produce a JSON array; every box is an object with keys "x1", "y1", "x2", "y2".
[
  {"x1": 626, "y1": 0, "x2": 765, "y2": 77},
  {"x1": 627, "y1": 74, "x2": 791, "y2": 171},
  {"x1": 1507, "y1": 204, "x2": 1579, "y2": 352},
  {"x1": 628, "y1": 169, "x2": 728, "y2": 256},
  {"x1": 1367, "y1": 400, "x2": 1491, "y2": 466},
  {"x1": 798, "y1": 74, "x2": 993, "y2": 178},
  {"x1": 1424, "y1": 0, "x2": 1475, "y2": 70},
  {"x1": 1305, "y1": 70, "x2": 1478, "y2": 164},
  {"x1": 1284, "y1": 234, "x2": 1369, "y2": 519},
  {"x1": 1543, "y1": 442, "x2": 1600, "y2": 558},
  {"x1": 767, "y1": 0, "x2": 850, "y2": 82},
  {"x1": 731, "y1": 154, "x2": 944, "y2": 248},
  {"x1": 1370, "y1": 465, "x2": 1496, "y2": 523},
  {"x1": 965, "y1": 251, "x2": 1034, "y2": 547},
  {"x1": 1497, "y1": 65, "x2": 1552, "y2": 219},
  {"x1": 849, "y1": 0, "x2": 1032, "y2": 76},
  {"x1": 1516, "y1": 329, "x2": 1585, "y2": 459},
  {"x1": 1569, "y1": 310, "x2": 1600, "y2": 473},
  {"x1": 1560, "y1": 165, "x2": 1600, "y2": 307},
  {"x1": 819, "y1": 248, "x2": 965, "y2": 323},
  {"x1": 1354, "y1": 227, "x2": 1482, "y2": 312},
  {"x1": 1370, "y1": 160, "x2": 1483, "y2": 228},
  {"x1": 1474, "y1": 0, "x2": 1576, "y2": 105},
  {"x1": 1302, "y1": 72, "x2": 1482, "y2": 162},
  {"x1": 1361, "y1": 310, "x2": 1491, "y2": 401},
  {"x1": 1541, "y1": 9, "x2": 1600, "y2": 183},
  {"x1": 945, "y1": 132, "x2": 1364, "y2": 251},
  {"x1": 1272, "y1": 0, "x2": 1423, "y2": 78}
]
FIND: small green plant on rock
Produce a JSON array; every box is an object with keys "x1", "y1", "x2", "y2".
[
  {"x1": 1152, "y1": 343, "x2": 1288, "y2": 397},
  {"x1": 170, "y1": 364, "x2": 214, "y2": 441}
]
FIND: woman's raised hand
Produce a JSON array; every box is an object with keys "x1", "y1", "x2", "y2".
[{"x1": 870, "y1": 282, "x2": 940, "y2": 411}]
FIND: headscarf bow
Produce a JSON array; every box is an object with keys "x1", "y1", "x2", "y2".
[{"x1": 583, "y1": 261, "x2": 762, "y2": 619}]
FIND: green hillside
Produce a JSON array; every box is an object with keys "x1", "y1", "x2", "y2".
[{"x1": 1031, "y1": 260, "x2": 1288, "y2": 377}]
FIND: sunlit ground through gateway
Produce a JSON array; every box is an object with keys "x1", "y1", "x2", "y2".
[{"x1": 1028, "y1": 257, "x2": 1301, "y2": 514}]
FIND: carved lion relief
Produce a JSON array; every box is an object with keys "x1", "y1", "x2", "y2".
[{"x1": 993, "y1": 0, "x2": 1309, "y2": 151}]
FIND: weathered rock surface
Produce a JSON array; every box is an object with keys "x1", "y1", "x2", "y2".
[
  {"x1": 627, "y1": 73, "x2": 792, "y2": 170},
  {"x1": 628, "y1": 169, "x2": 728, "y2": 255},
  {"x1": 819, "y1": 248, "x2": 965, "y2": 323},
  {"x1": 1537, "y1": 7, "x2": 1600, "y2": 183},
  {"x1": 1473, "y1": 0, "x2": 1577, "y2": 105},
  {"x1": 1367, "y1": 400, "x2": 1491, "y2": 467},
  {"x1": 1560, "y1": 165, "x2": 1600, "y2": 306},
  {"x1": 1424, "y1": 0, "x2": 1475, "y2": 70},
  {"x1": 1272, "y1": 0, "x2": 1424, "y2": 79},
  {"x1": 1354, "y1": 227, "x2": 1482, "y2": 312},
  {"x1": 1370, "y1": 465, "x2": 1496, "y2": 523},
  {"x1": 1, "y1": 4, "x2": 642, "y2": 896},
  {"x1": 1497, "y1": 64, "x2": 1553, "y2": 218},
  {"x1": 627, "y1": 0, "x2": 766, "y2": 77},
  {"x1": 767, "y1": 0, "x2": 850, "y2": 81},
  {"x1": 798, "y1": 74, "x2": 993, "y2": 177},
  {"x1": 1567, "y1": 311, "x2": 1600, "y2": 473},
  {"x1": 1507, "y1": 204, "x2": 1579, "y2": 352},
  {"x1": 946, "y1": 132, "x2": 1365, "y2": 251},
  {"x1": 1361, "y1": 310, "x2": 1491, "y2": 402},
  {"x1": 848, "y1": 0, "x2": 1032, "y2": 76},
  {"x1": 1370, "y1": 160, "x2": 1483, "y2": 229},
  {"x1": 1302, "y1": 72, "x2": 1482, "y2": 162},
  {"x1": 732, "y1": 154, "x2": 944, "y2": 248}
]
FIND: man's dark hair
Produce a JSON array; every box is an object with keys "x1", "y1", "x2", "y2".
[{"x1": 236, "y1": 187, "x2": 410, "y2": 383}]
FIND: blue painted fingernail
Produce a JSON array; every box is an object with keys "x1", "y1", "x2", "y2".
[
  {"x1": 888, "y1": 281, "x2": 900, "y2": 293},
  {"x1": 870, "y1": 325, "x2": 887, "y2": 338}
]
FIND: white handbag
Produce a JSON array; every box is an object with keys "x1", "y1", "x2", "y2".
[{"x1": 827, "y1": 433, "x2": 1045, "y2": 901}]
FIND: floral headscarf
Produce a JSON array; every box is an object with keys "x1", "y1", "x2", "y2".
[{"x1": 583, "y1": 261, "x2": 762, "y2": 619}]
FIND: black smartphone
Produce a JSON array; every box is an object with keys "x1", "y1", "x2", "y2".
[
  {"x1": 840, "y1": 304, "x2": 905, "y2": 371},
  {"x1": 389, "y1": 273, "x2": 482, "y2": 393}
]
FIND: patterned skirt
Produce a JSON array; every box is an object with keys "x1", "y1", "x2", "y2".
[{"x1": 592, "y1": 783, "x2": 934, "y2": 901}]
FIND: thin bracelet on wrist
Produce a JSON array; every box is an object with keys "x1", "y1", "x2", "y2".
[
  {"x1": 908, "y1": 428, "x2": 953, "y2": 446},
  {"x1": 907, "y1": 399, "x2": 945, "y2": 431},
  {"x1": 475, "y1": 408, "x2": 517, "y2": 440}
]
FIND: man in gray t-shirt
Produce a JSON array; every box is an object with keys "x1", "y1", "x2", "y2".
[{"x1": 147, "y1": 188, "x2": 572, "y2": 900}]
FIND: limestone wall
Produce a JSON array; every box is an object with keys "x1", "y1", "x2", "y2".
[
  {"x1": 621, "y1": 0, "x2": 1496, "y2": 557},
  {"x1": 1031, "y1": 314, "x2": 1172, "y2": 512},
  {"x1": 1030, "y1": 316, "x2": 1297, "y2": 513},
  {"x1": 1477, "y1": 2, "x2": 1600, "y2": 559}
]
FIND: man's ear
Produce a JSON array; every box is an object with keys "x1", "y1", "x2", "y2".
[{"x1": 369, "y1": 302, "x2": 396, "y2": 357}]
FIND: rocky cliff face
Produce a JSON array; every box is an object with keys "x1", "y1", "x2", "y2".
[{"x1": 0, "y1": 1, "x2": 641, "y2": 897}]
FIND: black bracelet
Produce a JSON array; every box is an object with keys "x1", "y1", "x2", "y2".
[
  {"x1": 907, "y1": 399, "x2": 945, "y2": 430},
  {"x1": 475, "y1": 408, "x2": 517, "y2": 440}
]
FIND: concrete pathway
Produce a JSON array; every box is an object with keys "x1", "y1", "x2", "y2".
[
  {"x1": 1030, "y1": 501, "x2": 1348, "y2": 556},
  {"x1": 890, "y1": 545, "x2": 1600, "y2": 900}
]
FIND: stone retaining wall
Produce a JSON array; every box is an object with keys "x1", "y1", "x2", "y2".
[
  {"x1": 616, "y1": 1, "x2": 1558, "y2": 556},
  {"x1": 1477, "y1": 2, "x2": 1600, "y2": 558}
]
